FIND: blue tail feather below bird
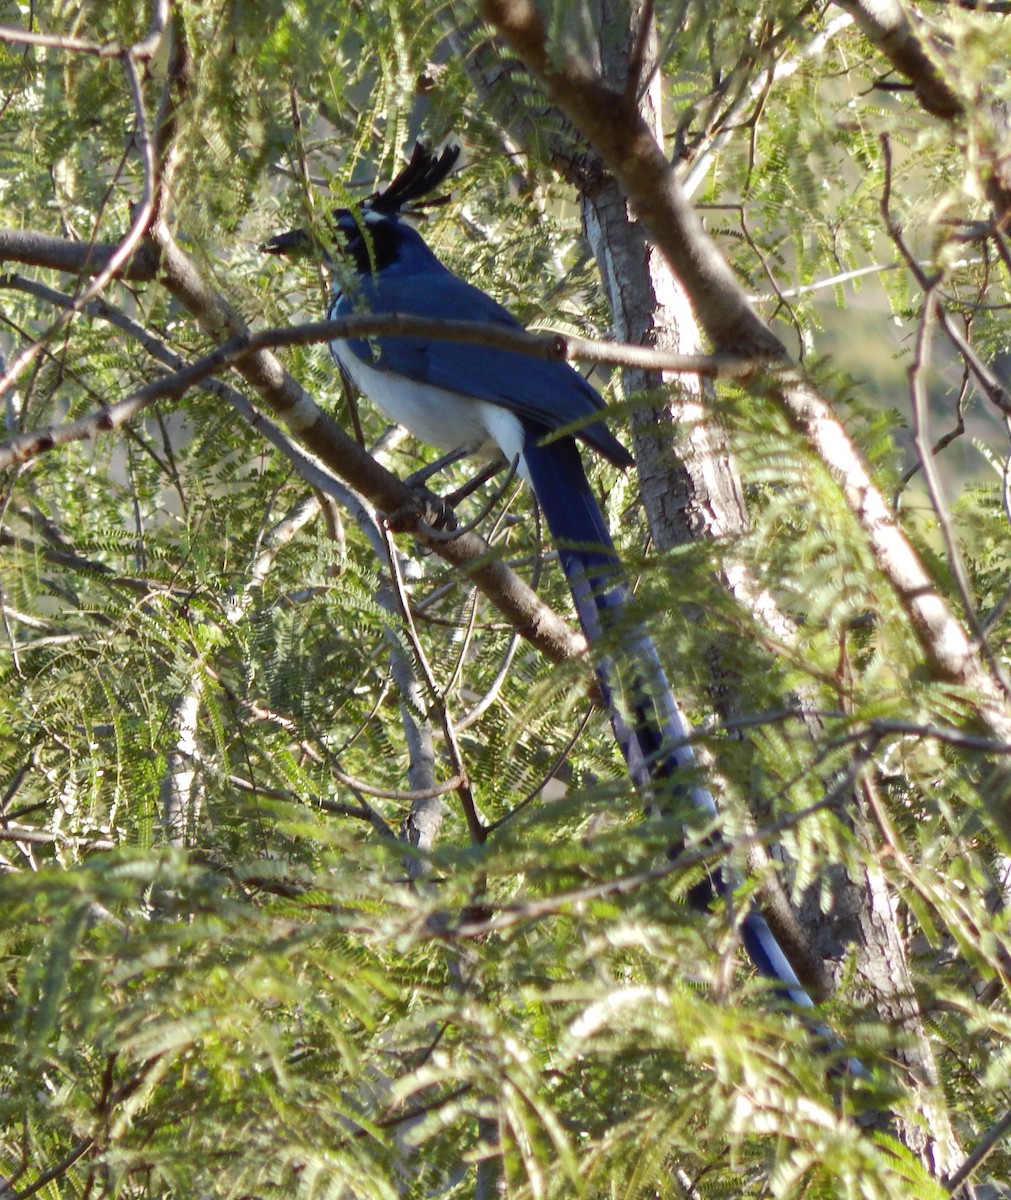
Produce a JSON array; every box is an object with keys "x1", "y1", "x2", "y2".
[{"x1": 263, "y1": 144, "x2": 841, "y2": 1033}]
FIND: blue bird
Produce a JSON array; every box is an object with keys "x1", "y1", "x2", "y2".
[{"x1": 264, "y1": 144, "x2": 827, "y2": 1020}]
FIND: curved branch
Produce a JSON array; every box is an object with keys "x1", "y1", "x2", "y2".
[
  {"x1": 482, "y1": 0, "x2": 787, "y2": 358},
  {"x1": 482, "y1": 0, "x2": 1011, "y2": 847},
  {"x1": 832, "y1": 0, "x2": 1011, "y2": 215},
  {"x1": 831, "y1": 0, "x2": 963, "y2": 121}
]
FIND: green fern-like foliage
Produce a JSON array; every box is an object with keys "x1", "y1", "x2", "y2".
[{"x1": 2, "y1": 1, "x2": 1011, "y2": 1197}]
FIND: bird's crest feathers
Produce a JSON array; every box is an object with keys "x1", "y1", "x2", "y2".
[
  {"x1": 261, "y1": 142, "x2": 460, "y2": 257},
  {"x1": 364, "y1": 142, "x2": 461, "y2": 218}
]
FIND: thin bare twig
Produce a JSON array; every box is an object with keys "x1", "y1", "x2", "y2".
[
  {"x1": 0, "y1": 1137, "x2": 95, "y2": 1200},
  {"x1": 907, "y1": 289, "x2": 990, "y2": 668},
  {"x1": 0, "y1": 37, "x2": 166, "y2": 397},
  {"x1": 381, "y1": 522, "x2": 485, "y2": 842},
  {"x1": 898, "y1": 370, "x2": 968, "y2": 492},
  {"x1": 0, "y1": 827, "x2": 116, "y2": 849},
  {"x1": 944, "y1": 1106, "x2": 1011, "y2": 1194},
  {"x1": 453, "y1": 748, "x2": 874, "y2": 939}
]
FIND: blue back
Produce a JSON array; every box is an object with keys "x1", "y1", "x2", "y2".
[{"x1": 330, "y1": 214, "x2": 633, "y2": 470}]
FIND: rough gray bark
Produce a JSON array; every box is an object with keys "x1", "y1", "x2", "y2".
[
  {"x1": 582, "y1": 0, "x2": 870, "y2": 988},
  {"x1": 581, "y1": 2, "x2": 748, "y2": 550},
  {"x1": 581, "y1": 169, "x2": 748, "y2": 547},
  {"x1": 462, "y1": 0, "x2": 857, "y2": 995}
]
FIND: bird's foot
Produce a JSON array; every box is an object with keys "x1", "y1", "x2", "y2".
[{"x1": 383, "y1": 485, "x2": 459, "y2": 535}]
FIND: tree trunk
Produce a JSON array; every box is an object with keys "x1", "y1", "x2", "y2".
[{"x1": 578, "y1": 0, "x2": 958, "y2": 1172}]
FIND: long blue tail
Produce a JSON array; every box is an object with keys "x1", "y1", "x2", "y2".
[{"x1": 521, "y1": 432, "x2": 817, "y2": 1012}]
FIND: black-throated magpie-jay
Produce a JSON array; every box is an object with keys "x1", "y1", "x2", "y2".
[{"x1": 263, "y1": 144, "x2": 827, "y2": 1020}]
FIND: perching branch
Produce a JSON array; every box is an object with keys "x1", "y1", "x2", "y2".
[{"x1": 0, "y1": 234, "x2": 758, "y2": 387}]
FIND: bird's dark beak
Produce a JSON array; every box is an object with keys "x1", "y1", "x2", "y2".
[{"x1": 259, "y1": 227, "x2": 312, "y2": 256}]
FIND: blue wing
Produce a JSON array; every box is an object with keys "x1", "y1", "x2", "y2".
[{"x1": 333, "y1": 268, "x2": 632, "y2": 469}]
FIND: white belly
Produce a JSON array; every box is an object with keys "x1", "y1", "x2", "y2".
[{"x1": 333, "y1": 342, "x2": 528, "y2": 476}]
